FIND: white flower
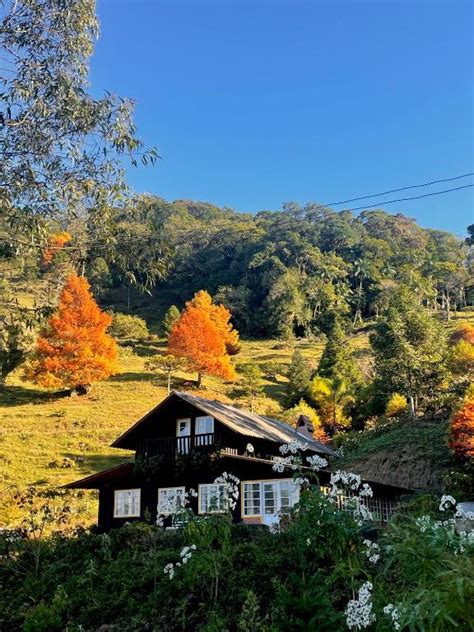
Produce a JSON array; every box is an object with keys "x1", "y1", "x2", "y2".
[
  {"x1": 383, "y1": 604, "x2": 401, "y2": 630},
  {"x1": 306, "y1": 455, "x2": 328, "y2": 471},
  {"x1": 363, "y1": 539, "x2": 380, "y2": 564},
  {"x1": 294, "y1": 476, "x2": 309, "y2": 488},
  {"x1": 359, "y1": 483, "x2": 373, "y2": 498},
  {"x1": 455, "y1": 506, "x2": 474, "y2": 520},
  {"x1": 345, "y1": 581, "x2": 375, "y2": 630},
  {"x1": 163, "y1": 563, "x2": 175, "y2": 580},
  {"x1": 214, "y1": 472, "x2": 240, "y2": 510},
  {"x1": 439, "y1": 495, "x2": 457, "y2": 512}
]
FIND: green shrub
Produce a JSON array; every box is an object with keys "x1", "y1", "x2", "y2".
[
  {"x1": 23, "y1": 602, "x2": 62, "y2": 632},
  {"x1": 109, "y1": 312, "x2": 149, "y2": 341}
]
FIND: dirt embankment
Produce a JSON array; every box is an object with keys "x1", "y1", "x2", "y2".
[{"x1": 339, "y1": 420, "x2": 452, "y2": 492}]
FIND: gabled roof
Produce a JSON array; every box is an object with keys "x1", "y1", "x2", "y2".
[
  {"x1": 111, "y1": 390, "x2": 337, "y2": 457},
  {"x1": 64, "y1": 462, "x2": 134, "y2": 489}
]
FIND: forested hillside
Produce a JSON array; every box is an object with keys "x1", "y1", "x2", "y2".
[{"x1": 3, "y1": 197, "x2": 472, "y2": 338}]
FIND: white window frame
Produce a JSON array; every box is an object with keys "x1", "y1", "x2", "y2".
[
  {"x1": 198, "y1": 483, "x2": 226, "y2": 514},
  {"x1": 157, "y1": 486, "x2": 186, "y2": 515},
  {"x1": 241, "y1": 479, "x2": 299, "y2": 518},
  {"x1": 176, "y1": 418, "x2": 191, "y2": 436},
  {"x1": 113, "y1": 488, "x2": 141, "y2": 518},
  {"x1": 195, "y1": 415, "x2": 214, "y2": 435}
]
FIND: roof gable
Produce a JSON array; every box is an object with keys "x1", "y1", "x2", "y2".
[{"x1": 111, "y1": 390, "x2": 337, "y2": 457}]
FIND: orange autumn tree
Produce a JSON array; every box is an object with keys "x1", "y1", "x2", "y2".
[
  {"x1": 168, "y1": 290, "x2": 239, "y2": 386},
  {"x1": 448, "y1": 397, "x2": 474, "y2": 459},
  {"x1": 28, "y1": 273, "x2": 118, "y2": 392},
  {"x1": 42, "y1": 231, "x2": 72, "y2": 266}
]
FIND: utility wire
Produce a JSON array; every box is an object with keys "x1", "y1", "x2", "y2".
[
  {"x1": 320, "y1": 172, "x2": 474, "y2": 207},
  {"x1": 0, "y1": 177, "x2": 472, "y2": 251}
]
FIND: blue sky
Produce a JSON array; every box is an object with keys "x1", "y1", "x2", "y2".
[{"x1": 91, "y1": 0, "x2": 473, "y2": 236}]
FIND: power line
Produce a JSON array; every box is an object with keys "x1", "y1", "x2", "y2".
[
  {"x1": 320, "y1": 172, "x2": 474, "y2": 207},
  {"x1": 339, "y1": 183, "x2": 474, "y2": 213},
  {"x1": 0, "y1": 176, "x2": 472, "y2": 251}
]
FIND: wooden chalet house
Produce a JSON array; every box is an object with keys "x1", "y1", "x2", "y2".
[{"x1": 66, "y1": 391, "x2": 406, "y2": 531}]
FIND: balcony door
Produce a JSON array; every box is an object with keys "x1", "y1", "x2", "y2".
[{"x1": 176, "y1": 418, "x2": 191, "y2": 454}]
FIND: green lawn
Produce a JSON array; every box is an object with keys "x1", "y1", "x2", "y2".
[
  {"x1": 1, "y1": 308, "x2": 472, "y2": 529},
  {"x1": 0, "y1": 337, "x2": 328, "y2": 527}
]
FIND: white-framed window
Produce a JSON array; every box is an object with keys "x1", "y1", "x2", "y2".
[
  {"x1": 176, "y1": 418, "x2": 191, "y2": 454},
  {"x1": 114, "y1": 488, "x2": 141, "y2": 518},
  {"x1": 241, "y1": 479, "x2": 299, "y2": 517},
  {"x1": 158, "y1": 487, "x2": 186, "y2": 515},
  {"x1": 195, "y1": 415, "x2": 214, "y2": 435},
  {"x1": 195, "y1": 416, "x2": 214, "y2": 446},
  {"x1": 199, "y1": 483, "x2": 226, "y2": 514},
  {"x1": 242, "y1": 482, "x2": 261, "y2": 517}
]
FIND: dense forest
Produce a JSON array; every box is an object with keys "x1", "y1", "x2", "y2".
[{"x1": 3, "y1": 197, "x2": 473, "y2": 338}]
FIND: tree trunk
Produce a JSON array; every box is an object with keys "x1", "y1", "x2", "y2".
[
  {"x1": 197, "y1": 372, "x2": 202, "y2": 388},
  {"x1": 167, "y1": 371, "x2": 171, "y2": 394},
  {"x1": 75, "y1": 384, "x2": 92, "y2": 396},
  {"x1": 408, "y1": 395, "x2": 415, "y2": 419}
]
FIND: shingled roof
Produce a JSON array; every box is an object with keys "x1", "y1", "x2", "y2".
[{"x1": 111, "y1": 390, "x2": 337, "y2": 457}]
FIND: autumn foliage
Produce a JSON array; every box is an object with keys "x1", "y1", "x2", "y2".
[
  {"x1": 449, "y1": 322, "x2": 474, "y2": 346},
  {"x1": 168, "y1": 290, "x2": 239, "y2": 384},
  {"x1": 42, "y1": 231, "x2": 72, "y2": 266},
  {"x1": 448, "y1": 397, "x2": 474, "y2": 459},
  {"x1": 28, "y1": 273, "x2": 118, "y2": 389}
]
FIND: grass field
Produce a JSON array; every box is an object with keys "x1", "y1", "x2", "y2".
[
  {"x1": 1, "y1": 309, "x2": 473, "y2": 529},
  {"x1": 0, "y1": 337, "x2": 330, "y2": 527}
]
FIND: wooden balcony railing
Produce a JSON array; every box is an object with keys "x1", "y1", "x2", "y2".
[{"x1": 137, "y1": 433, "x2": 217, "y2": 459}]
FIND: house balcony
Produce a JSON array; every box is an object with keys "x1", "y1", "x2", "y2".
[{"x1": 137, "y1": 433, "x2": 219, "y2": 459}]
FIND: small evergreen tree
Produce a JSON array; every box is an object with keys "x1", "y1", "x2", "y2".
[
  {"x1": 162, "y1": 305, "x2": 180, "y2": 337},
  {"x1": 238, "y1": 362, "x2": 263, "y2": 412},
  {"x1": 285, "y1": 350, "x2": 310, "y2": 407},
  {"x1": 370, "y1": 287, "x2": 448, "y2": 416},
  {"x1": 317, "y1": 318, "x2": 360, "y2": 385}
]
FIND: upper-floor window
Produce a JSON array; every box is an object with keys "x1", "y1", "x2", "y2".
[
  {"x1": 195, "y1": 415, "x2": 214, "y2": 446},
  {"x1": 114, "y1": 488, "x2": 141, "y2": 518},
  {"x1": 195, "y1": 415, "x2": 214, "y2": 435},
  {"x1": 176, "y1": 418, "x2": 191, "y2": 454}
]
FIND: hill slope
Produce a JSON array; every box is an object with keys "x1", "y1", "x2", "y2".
[{"x1": 338, "y1": 419, "x2": 453, "y2": 492}]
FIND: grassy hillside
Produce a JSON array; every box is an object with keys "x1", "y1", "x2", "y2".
[
  {"x1": 1, "y1": 310, "x2": 472, "y2": 529},
  {"x1": 337, "y1": 419, "x2": 453, "y2": 492},
  {"x1": 0, "y1": 337, "x2": 331, "y2": 527}
]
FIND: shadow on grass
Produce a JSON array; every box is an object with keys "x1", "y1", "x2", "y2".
[
  {"x1": 0, "y1": 384, "x2": 55, "y2": 407},
  {"x1": 263, "y1": 382, "x2": 286, "y2": 402},
  {"x1": 132, "y1": 344, "x2": 161, "y2": 358},
  {"x1": 110, "y1": 371, "x2": 155, "y2": 383}
]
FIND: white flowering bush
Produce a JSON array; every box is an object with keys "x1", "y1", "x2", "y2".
[
  {"x1": 345, "y1": 581, "x2": 375, "y2": 630},
  {"x1": 2, "y1": 478, "x2": 473, "y2": 630},
  {"x1": 373, "y1": 493, "x2": 474, "y2": 631}
]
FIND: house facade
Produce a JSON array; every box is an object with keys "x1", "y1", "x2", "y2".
[{"x1": 66, "y1": 391, "x2": 408, "y2": 530}]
